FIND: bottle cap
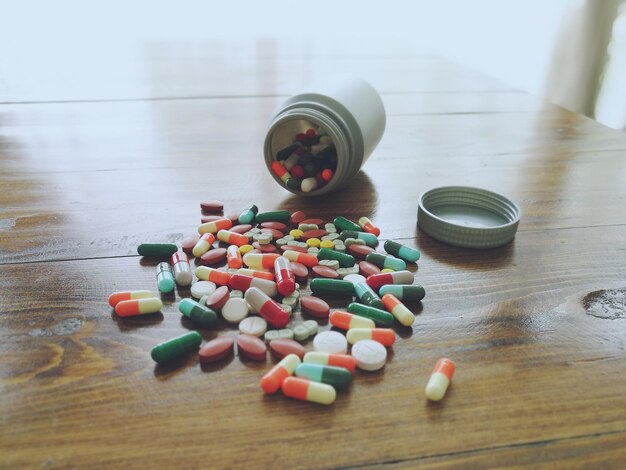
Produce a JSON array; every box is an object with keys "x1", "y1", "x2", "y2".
[{"x1": 417, "y1": 186, "x2": 521, "y2": 249}]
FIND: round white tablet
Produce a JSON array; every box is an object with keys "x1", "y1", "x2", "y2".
[
  {"x1": 191, "y1": 281, "x2": 216, "y2": 299},
  {"x1": 238, "y1": 316, "x2": 267, "y2": 337},
  {"x1": 351, "y1": 339, "x2": 387, "y2": 371},
  {"x1": 222, "y1": 298, "x2": 249, "y2": 324},
  {"x1": 313, "y1": 331, "x2": 348, "y2": 354},
  {"x1": 344, "y1": 274, "x2": 366, "y2": 285}
]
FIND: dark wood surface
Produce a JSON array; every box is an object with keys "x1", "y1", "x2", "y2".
[{"x1": 1, "y1": 41, "x2": 626, "y2": 468}]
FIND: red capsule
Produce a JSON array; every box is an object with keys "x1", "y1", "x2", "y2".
[
  {"x1": 244, "y1": 287, "x2": 289, "y2": 328},
  {"x1": 274, "y1": 256, "x2": 296, "y2": 296}
]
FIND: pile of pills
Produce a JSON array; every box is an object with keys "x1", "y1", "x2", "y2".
[
  {"x1": 271, "y1": 127, "x2": 337, "y2": 193},
  {"x1": 107, "y1": 201, "x2": 456, "y2": 404}
]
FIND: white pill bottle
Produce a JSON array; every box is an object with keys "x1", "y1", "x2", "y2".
[{"x1": 264, "y1": 76, "x2": 386, "y2": 196}]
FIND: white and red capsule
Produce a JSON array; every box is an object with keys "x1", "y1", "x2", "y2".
[
  {"x1": 366, "y1": 270, "x2": 414, "y2": 291},
  {"x1": 244, "y1": 287, "x2": 290, "y2": 328},
  {"x1": 228, "y1": 273, "x2": 278, "y2": 297},
  {"x1": 274, "y1": 256, "x2": 296, "y2": 296}
]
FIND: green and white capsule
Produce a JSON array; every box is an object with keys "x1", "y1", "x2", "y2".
[
  {"x1": 178, "y1": 298, "x2": 218, "y2": 328},
  {"x1": 379, "y1": 284, "x2": 426, "y2": 302},
  {"x1": 238, "y1": 204, "x2": 258, "y2": 224},
  {"x1": 354, "y1": 282, "x2": 385, "y2": 310},
  {"x1": 151, "y1": 331, "x2": 202, "y2": 363},
  {"x1": 365, "y1": 252, "x2": 406, "y2": 271},
  {"x1": 333, "y1": 216, "x2": 362, "y2": 232},
  {"x1": 156, "y1": 262, "x2": 175, "y2": 293},
  {"x1": 295, "y1": 363, "x2": 352, "y2": 391},
  {"x1": 383, "y1": 240, "x2": 420, "y2": 263},
  {"x1": 339, "y1": 230, "x2": 379, "y2": 247}
]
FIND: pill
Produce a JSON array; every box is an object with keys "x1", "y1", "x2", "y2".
[
  {"x1": 230, "y1": 290, "x2": 244, "y2": 298},
  {"x1": 282, "y1": 250, "x2": 318, "y2": 268},
  {"x1": 354, "y1": 282, "x2": 385, "y2": 310},
  {"x1": 298, "y1": 223, "x2": 318, "y2": 232},
  {"x1": 318, "y1": 259, "x2": 340, "y2": 270},
  {"x1": 180, "y1": 235, "x2": 200, "y2": 255},
  {"x1": 301, "y1": 218, "x2": 324, "y2": 226},
  {"x1": 329, "y1": 310, "x2": 375, "y2": 330},
  {"x1": 243, "y1": 252, "x2": 280, "y2": 269},
  {"x1": 190, "y1": 280, "x2": 216, "y2": 299},
  {"x1": 238, "y1": 204, "x2": 258, "y2": 224},
  {"x1": 204, "y1": 285, "x2": 230, "y2": 311},
  {"x1": 351, "y1": 339, "x2": 387, "y2": 371},
  {"x1": 358, "y1": 217, "x2": 380, "y2": 236},
  {"x1": 282, "y1": 293, "x2": 299, "y2": 308},
  {"x1": 289, "y1": 261, "x2": 309, "y2": 281},
  {"x1": 137, "y1": 243, "x2": 178, "y2": 258},
  {"x1": 322, "y1": 233, "x2": 340, "y2": 242},
  {"x1": 336, "y1": 266, "x2": 359, "y2": 278},
  {"x1": 317, "y1": 248, "x2": 355, "y2": 268},
  {"x1": 344, "y1": 273, "x2": 367, "y2": 285},
  {"x1": 300, "y1": 295, "x2": 330, "y2": 318},
  {"x1": 333, "y1": 216, "x2": 362, "y2": 232},
  {"x1": 295, "y1": 363, "x2": 352, "y2": 391},
  {"x1": 217, "y1": 229, "x2": 248, "y2": 247},
  {"x1": 347, "y1": 328, "x2": 395, "y2": 347},
  {"x1": 269, "y1": 256, "x2": 294, "y2": 297},
  {"x1": 259, "y1": 228, "x2": 283, "y2": 240},
  {"x1": 339, "y1": 230, "x2": 378, "y2": 247},
  {"x1": 156, "y1": 262, "x2": 175, "y2": 293},
  {"x1": 178, "y1": 298, "x2": 218, "y2": 328},
  {"x1": 347, "y1": 244, "x2": 375, "y2": 259},
  {"x1": 108, "y1": 290, "x2": 153, "y2": 307},
  {"x1": 169, "y1": 251, "x2": 193, "y2": 286},
  {"x1": 260, "y1": 354, "x2": 301, "y2": 394},
  {"x1": 236, "y1": 334, "x2": 267, "y2": 361},
  {"x1": 321, "y1": 169, "x2": 333, "y2": 182},
  {"x1": 293, "y1": 320, "x2": 318, "y2": 341},
  {"x1": 301, "y1": 229, "x2": 326, "y2": 240},
  {"x1": 324, "y1": 223, "x2": 337, "y2": 233},
  {"x1": 309, "y1": 278, "x2": 354, "y2": 296},
  {"x1": 359, "y1": 260, "x2": 381, "y2": 277},
  {"x1": 151, "y1": 331, "x2": 202, "y2": 364},
  {"x1": 115, "y1": 297, "x2": 163, "y2": 317},
  {"x1": 222, "y1": 297, "x2": 250, "y2": 323},
  {"x1": 365, "y1": 270, "x2": 415, "y2": 291},
  {"x1": 425, "y1": 358, "x2": 455, "y2": 401},
  {"x1": 365, "y1": 253, "x2": 406, "y2": 271},
  {"x1": 303, "y1": 352, "x2": 356, "y2": 373},
  {"x1": 382, "y1": 294, "x2": 415, "y2": 326},
  {"x1": 311, "y1": 265, "x2": 339, "y2": 279},
  {"x1": 198, "y1": 336, "x2": 234, "y2": 364},
  {"x1": 255, "y1": 211, "x2": 291, "y2": 224},
  {"x1": 301, "y1": 177, "x2": 318, "y2": 193},
  {"x1": 201, "y1": 215, "x2": 223, "y2": 223},
  {"x1": 225, "y1": 245, "x2": 243, "y2": 269},
  {"x1": 380, "y1": 285, "x2": 426, "y2": 303},
  {"x1": 236, "y1": 268, "x2": 275, "y2": 281},
  {"x1": 244, "y1": 287, "x2": 290, "y2": 328},
  {"x1": 195, "y1": 266, "x2": 231, "y2": 286},
  {"x1": 200, "y1": 200, "x2": 224, "y2": 213},
  {"x1": 271, "y1": 160, "x2": 291, "y2": 183},
  {"x1": 238, "y1": 316, "x2": 268, "y2": 337},
  {"x1": 192, "y1": 233, "x2": 216, "y2": 257},
  {"x1": 383, "y1": 240, "x2": 420, "y2": 263},
  {"x1": 313, "y1": 331, "x2": 348, "y2": 354},
  {"x1": 264, "y1": 329, "x2": 294, "y2": 343},
  {"x1": 347, "y1": 303, "x2": 394, "y2": 327},
  {"x1": 291, "y1": 210, "x2": 306, "y2": 224},
  {"x1": 282, "y1": 376, "x2": 336, "y2": 405},
  {"x1": 200, "y1": 247, "x2": 227, "y2": 265},
  {"x1": 269, "y1": 338, "x2": 305, "y2": 359},
  {"x1": 344, "y1": 238, "x2": 366, "y2": 248},
  {"x1": 319, "y1": 240, "x2": 335, "y2": 249},
  {"x1": 306, "y1": 237, "x2": 321, "y2": 248},
  {"x1": 230, "y1": 224, "x2": 253, "y2": 234},
  {"x1": 239, "y1": 244, "x2": 255, "y2": 255},
  {"x1": 229, "y1": 273, "x2": 277, "y2": 297},
  {"x1": 198, "y1": 218, "x2": 232, "y2": 235},
  {"x1": 383, "y1": 269, "x2": 395, "y2": 273}
]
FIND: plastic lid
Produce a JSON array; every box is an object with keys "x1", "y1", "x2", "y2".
[{"x1": 417, "y1": 186, "x2": 521, "y2": 249}]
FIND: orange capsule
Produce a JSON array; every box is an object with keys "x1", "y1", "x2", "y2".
[
  {"x1": 242, "y1": 252, "x2": 280, "y2": 269},
  {"x1": 227, "y1": 245, "x2": 243, "y2": 269},
  {"x1": 271, "y1": 161, "x2": 291, "y2": 183},
  {"x1": 281, "y1": 377, "x2": 336, "y2": 405},
  {"x1": 192, "y1": 233, "x2": 216, "y2": 257},
  {"x1": 198, "y1": 218, "x2": 232, "y2": 235},
  {"x1": 329, "y1": 310, "x2": 376, "y2": 330},
  {"x1": 358, "y1": 217, "x2": 380, "y2": 237},
  {"x1": 260, "y1": 354, "x2": 301, "y2": 394},
  {"x1": 217, "y1": 229, "x2": 249, "y2": 247},
  {"x1": 108, "y1": 290, "x2": 152, "y2": 307},
  {"x1": 194, "y1": 266, "x2": 231, "y2": 286},
  {"x1": 282, "y1": 250, "x2": 318, "y2": 268},
  {"x1": 114, "y1": 297, "x2": 163, "y2": 317},
  {"x1": 303, "y1": 351, "x2": 356, "y2": 373},
  {"x1": 236, "y1": 268, "x2": 275, "y2": 281},
  {"x1": 346, "y1": 328, "x2": 396, "y2": 347},
  {"x1": 425, "y1": 358, "x2": 455, "y2": 401}
]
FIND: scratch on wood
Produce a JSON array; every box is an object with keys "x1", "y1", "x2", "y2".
[{"x1": 582, "y1": 288, "x2": 626, "y2": 320}]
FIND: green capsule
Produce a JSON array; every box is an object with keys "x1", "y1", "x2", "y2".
[
  {"x1": 178, "y1": 298, "x2": 218, "y2": 328},
  {"x1": 354, "y1": 282, "x2": 385, "y2": 310},
  {"x1": 255, "y1": 210, "x2": 291, "y2": 223},
  {"x1": 310, "y1": 278, "x2": 355, "y2": 296},
  {"x1": 347, "y1": 302, "x2": 394, "y2": 327},
  {"x1": 276, "y1": 142, "x2": 302, "y2": 161},
  {"x1": 366, "y1": 253, "x2": 406, "y2": 271},
  {"x1": 156, "y1": 262, "x2": 175, "y2": 293},
  {"x1": 339, "y1": 230, "x2": 379, "y2": 247},
  {"x1": 238, "y1": 204, "x2": 258, "y2": 224},
  {"x1": 151, "y1": 331, "x2": 202, "y2": 363},
  {"x1": 286, "y1": 178, "x2": 302, "y2": 190},
  {"x1": 333, "y1": 216, "x2": 362, "y2": 232},
  {"x1": 379, "y1": 284, "x2": 426, "y2": 302},
  {"x1": 295, "y1": 363, "x2": 352, "y2": 391},
  {"x1": 383, "y1": 240, "x2": 420, "y2": 263},
  {"x1": 137, "y1": 243, "x2": 178, "y2": 258},
  {"x1": 317, "y1": 248, "x2": 356, "y2": 268}
]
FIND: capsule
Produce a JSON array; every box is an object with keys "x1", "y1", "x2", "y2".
[
  {"x1": 156, "y1": 262, "x2": 175, "y2": 293},
  {"x1": 195, "y1": 266, "x2": 231, "y2": 286},
  {"x1": 236, "y1": 268, "x2": 275, "y2": 281},
  {"x1": 283, "y1": 250, "x2": 318, "y2": 268},
  {"x1": 115, "y1": 297, "x2": 163, "y2": 317},
  {"x1": 347, "y1": 328, "x2": 396, "y2": 346},
  {"x1": 260, "y1": 354, "x2": 301, "y2": 394},
  {"x1": 354, "y1": 282, "x2": 385, "y2": 310},
  {"x1": 238, "y1": 204, "x2": 258, "y2": 224},
  {"x1": 329, "y1": 310, "x2": 375, "y2": 330},
  {"x1": 244, "y1": 287, "x2": 289, "y2": 328},
  {"x1": 255, "y1": 210, "x2": 291, "y2": 224},
  {"x1": 347, "y1": 302, "x2": 394, "y2": 327},
  {"x1": 229, "y1": 274, "x2": 278, "y2": 297},
  {"x1": 217, "y1": 229, "x2": 249, "y2": 247},
  {"x1": 170, "y1": 251, "x2": 193, "y2": 286},
  {"x1": 227, "y1": 245, "x2": 243, "y2": 269},
  {"x1": 333, "y1": 216, "x2": 361, "y2": 232},
  {"x1": 137, "y1": 243, "x2": 178, "y2": 258},
  {"x1": 339, "y1": 230, "x2": 378, "y2": 247},
  {"x1": 365, "y1": 253, "x2": 406, "y2": 271},
  {"x1": 317, "y1": 248, "x2": 355, "y2": 268},
  {"x1": 192, "y1": 233, "x2": 216, "y2": 257},
  {"x1": 274, "y1": 256, "x2": 296, "y2": 296},
  {"x1": 295, "y1": 363, "x2": 352, "y2": 391},
  {"x1": 366, "y1": 270, "x2": 415, "y2": 291},
  {"x1": 150, "y1": 331, "x2": 202, "y2": 364},
  {"x1": 303, "y1": 351, "x2": 357, "y2": 373},
  {"x1": 358, "y1": 217, "x2": 380, "y2": 236},
  {"x1": 108, "y1": 290, "x2": 152, "y2": 307},
  {"x1": 198, "y1": 217, "x2": 232, "y2": 235},
  {"x1": 379, "y1": 284, "x2": 425, "y2": 302},
  {"x1": 425, "y1": 358, "x2": 455, "y2": 401},
  {"x1": 309, "y1": 278, "x2": 355, "y2": 296},
  {"x1": 384, "y1": 240, "x2": 420, "y2": 263},
  {"x1": 382, "y1": 293, "x2": 415, "y2": 327},
  {"x1": 271, "y1": 161, "x2": 291, "y2": 183},
  {"x1": 178, "y1": 298, "x2": 218, "y2": 328},
  {"x1": 243, "y1": 252, "x2": 280, "y2": 269},
  {"x1": 281, "y1": 377, "x2": 336, "y2": 405}
]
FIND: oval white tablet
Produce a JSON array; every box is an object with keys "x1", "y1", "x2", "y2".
[{"x1": 351, "y1": 339, "x2": 387, "y2": 371}]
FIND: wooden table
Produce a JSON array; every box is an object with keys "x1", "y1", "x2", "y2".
[{"x1": 2, "y1": 40, "x2": 626, "y2": 468}]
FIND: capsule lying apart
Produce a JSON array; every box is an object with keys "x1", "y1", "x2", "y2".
[
  {"x1": 425, "y1": 358, "x2": 455, "y2": 401},
  {"x1": 281, "y1": 377, "x2": 336, "y2": 405}
]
